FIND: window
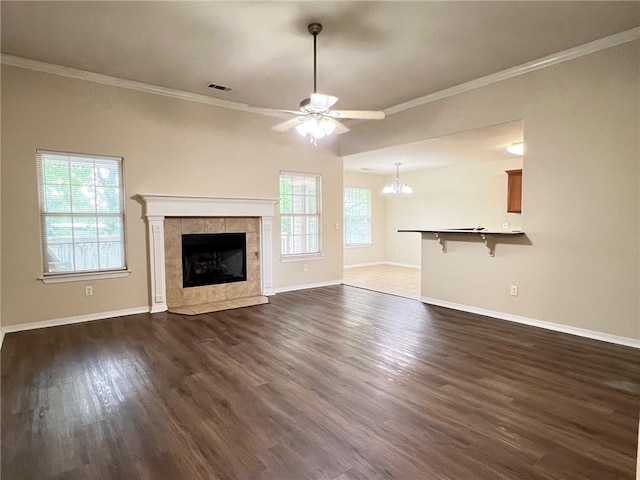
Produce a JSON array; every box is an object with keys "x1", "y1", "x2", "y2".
[
  {"x1": 37, "y1": 150, "x2": 127, "y2": 279},
  {"x1": 279, "y1": 171, "x2": 321, "y2": 256},
  {"x1": 344, "y1": 187, "x2": 371, "y2": 246}
]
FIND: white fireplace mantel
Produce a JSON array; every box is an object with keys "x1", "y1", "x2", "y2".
[{"x1": 137, "y1": 194, "x2": 278, "y2": 313}]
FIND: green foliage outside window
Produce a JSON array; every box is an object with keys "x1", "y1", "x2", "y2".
[
  {"x1": 38, "y1": 151, "x2": 126, "y2": 274},
  {"x1": 280, "y1": 172, "x2": 321, "y2": 255},
  {"x1": 344, "y1": 187, "x2": 371, "y2": 246}
]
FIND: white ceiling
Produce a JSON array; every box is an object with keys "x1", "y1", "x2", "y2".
[
  {"x1": 1, "y1": 2, "x2": 637, "y2": 172},
  {"x1": 344, "y1": 120, "x2": 524, "y2": 174}
]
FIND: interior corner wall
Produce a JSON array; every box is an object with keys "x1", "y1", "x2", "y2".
[
  {"x1": 343, "y1": 171, "x2": 386, "y2": 267},
  {"x1": 0, "y1": 65, "x2": 343, "y2": 328},
  {"x1": 340, "y1": 41, "x2": 640, "y2": 340}
]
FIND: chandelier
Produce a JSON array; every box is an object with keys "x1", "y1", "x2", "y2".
[{"x1": 382, "y1": 163, "x2": 413, "y2": 195}]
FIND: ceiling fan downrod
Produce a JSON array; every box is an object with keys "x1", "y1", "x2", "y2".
[{"x1": 308, "y1": 23, "x2": 322, "y2": 94}]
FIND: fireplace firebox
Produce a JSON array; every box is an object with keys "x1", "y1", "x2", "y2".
[{"x1": 182, "y1": 233, "x2": 247, "y2": 288}]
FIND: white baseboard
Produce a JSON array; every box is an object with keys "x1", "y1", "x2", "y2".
[
  {"x1": 384, "y1": 262, "x2": 421, "y2": 269},
  {"x1": 343, "y1": 261, "x2": 421, "y2": 269},
  {"x1": 343, "y1": 262, "x2": 385, "y2": 269},
  {"x1": 1, "y1": 306, "x2": 150, "y2": 335},
  {"x1": 274, "y1": 280, "x2": 343, "y2": 294},
  {"x1": 421, "y1": 297, "x2": 640, "y2": 349}
]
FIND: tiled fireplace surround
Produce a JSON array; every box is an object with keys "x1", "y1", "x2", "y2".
[
  {"x1": 138, "y1": 195, "x2": 277, "y2": 313},
  {"x1": 165, "y1": 217, "x2": 261, "y2": 310}
]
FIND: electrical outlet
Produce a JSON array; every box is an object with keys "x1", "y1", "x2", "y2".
[
  {"x1": 502, "y1": 222, "x2": 510, "y2": 230},
  {"x1": 510, "y1": 285, "x2": 518, "y2": 296},
  {"x1": 335, "y1": 222, "x2": 340, "y2": 230},
  {"x1": 85, "y1": 286, "x2": 93, "y2": 297},
  {"x1": 303, "y1": 264, "x2": 309, "y2": 272}
]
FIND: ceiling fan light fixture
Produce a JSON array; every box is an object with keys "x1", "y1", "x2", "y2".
[
  {"x1": 295, "y1": 123, "x2": 308, "y2": 137},
  {"x1": 383, "y1": 163, "x2": 413, "y2": 195},
  {"x1": 319, "y1": 117, "x2": 336, "y2": 135},
  {"x1": 312, "y1": 129, "x2": 326, "y2": 140},
  {"x1": 296, "y1": 115, "x2": 336, "y2": 141}
]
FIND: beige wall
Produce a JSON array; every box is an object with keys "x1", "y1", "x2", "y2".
[
  {"x1": 343, "y1": 171, "x2": 386, "y2": 267},
  {"x1": 340, "y1": 41, "x2": 639, "y2": 340},
  {"x1": 385, "y1": 158, "x2": 524, "y2": 267},
  {"x1": 1, "y1": 66, "x2": 343, "y2": 327}
]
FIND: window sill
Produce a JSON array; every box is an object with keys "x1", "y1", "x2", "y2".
[
  {"x1": 39, "y1": 270, "x2": 131, "y2": 284},
  {"x1": 344, "y1": 244, "x2": 373, "y2": 249},
  {"x1": 280, "y1": 254, "x2": 325, "y2": 263}
]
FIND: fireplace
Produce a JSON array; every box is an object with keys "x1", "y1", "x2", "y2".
[
  {"x1": 138, "y1": 195, "x2": 277, "y2": 313},
  {"x1": 182, "y1": 233, "x2": 247, "y2": 288}
]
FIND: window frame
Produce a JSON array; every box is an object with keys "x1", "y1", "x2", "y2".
[
  {"x1": 343, "y1": 187, "x2": 372, "y2": 247},
  {"x1": 279, "y1": 171, "x2": 323, "y2": 260},
  {"x1": 36, "y1": 150, "x2": 130, "y2": 284}
]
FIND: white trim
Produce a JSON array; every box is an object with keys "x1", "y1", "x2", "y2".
[
  {"x1": 280, "y1": 254, "x2": 325, "y2": 263},
  {"x1": 0, "y1": 54, "x2": 285, "y2": 118},
  {"x1": 343, "y1": 261, "x2": 420, "y2": 269},
  {"x1": 420, "y1": 297, "x2": 640, "y2": 349},
  {"x1": 138, "y1": 195, "x2": 278, "y2": 218},
  {"x1": 0, "y1": 330, "x2": 4, "y2": 350},
  {"x1": 385, "y1": 262, "x2": 421, "y2": 269},
  {"x1": 274, "y1": 280, "x2": 342, "y2": 294},
  {"x1": 3, "y1": 27, "x2": 637, "y2": 120},
  {"x1": 260, "y1": 216, "x2": 276, "y2": 296},
  {"x1": 385, "y1": 27, "x2": 640, "y2": 115},
  {"x1": 1, "y1": 306, "x2": 150, "y2": 334},
  {"x1": 343, "y1": 262, "x2": 385, "y2": 269},
  {"x1": 40, "y1": 269, "x2": 131, "y2": 284}
]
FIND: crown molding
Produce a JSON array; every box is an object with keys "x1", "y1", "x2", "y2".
[
  {"x1": 2, "y1": 26, "x2": 638, "y2": 117},
  {"x1": 0, "y1": 54, "x2": 285, "y2": 118},
  {"x1": 385, "y1": 26, "x2": 640, "y2": 115}
]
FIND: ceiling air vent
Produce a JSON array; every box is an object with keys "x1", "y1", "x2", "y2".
[{"x1": 207, "y1": 83, "x2": 232, "y2": 92}]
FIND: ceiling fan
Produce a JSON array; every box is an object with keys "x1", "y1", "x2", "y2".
[{"x1": 271, "y1": 23, "x2": 385, "y2": 142}]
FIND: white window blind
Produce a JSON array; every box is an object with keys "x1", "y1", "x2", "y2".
[
  {"x1": 344, "y1": 187, "x2": 372, "y2": 246},
  {"x1": 36, "y1": 150, "x2": 127, "y2": 275},
  {"x1": 280, "y1": 171, "x2": 321, "y2": 256}
]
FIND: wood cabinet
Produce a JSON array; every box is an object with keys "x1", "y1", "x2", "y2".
[{"x1": 505, "y1": 169, "x2": 522, "y2": 213}]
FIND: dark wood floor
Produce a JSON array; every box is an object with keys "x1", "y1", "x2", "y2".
[{"x1": 2, "y1": 285, "x2": 639, "y2": 479}]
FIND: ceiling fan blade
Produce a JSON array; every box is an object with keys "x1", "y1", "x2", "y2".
[
  {"x1": 310, "y1": 93, "x2": 339, "y2": 110},
  {"x1": 327, "y1": 110, "x2": 386, "y2": 120},
  {"x1": 276, "y1": 109, "x2": 307, "y2": 116},
  {"x1": 255, "y1": 108, "x2": 306, "y2": 119},
  {"x1": 272, "y1": 117, "x2": 305, "y2": 132}
]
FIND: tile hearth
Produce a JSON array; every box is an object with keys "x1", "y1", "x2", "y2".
[{"x1": 168, "y1": 295, "x2": 269, "y2": 315}]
